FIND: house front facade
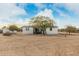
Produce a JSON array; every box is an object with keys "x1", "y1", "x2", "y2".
[
  {"x1": 22, "y1": 26, "x2": 58, "y2": 35},
  {"x1": 22, "y1": 26, "x2": 33, "y2": 35}
]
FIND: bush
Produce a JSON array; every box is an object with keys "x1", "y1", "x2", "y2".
[
  {"x1": 0, "y1": 29, "x2": 3, "y2": 33},
  {"x1": 66, "y1": 26, "x2": 76, "y2": 32},
  {"x1": 8, "y1": 25, "x2": 20, "y2": 31},
  {"x1": 3, "y1": 30, "x2": 12, "y2": 36},
  {"x1": 3, "y1": 31, "x2": 12, "y2": 36}
]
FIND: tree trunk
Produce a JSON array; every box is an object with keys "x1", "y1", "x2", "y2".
[
  {"x1": 42, "y1": 30, "x2": 45, "y2": 35},
  {"x1": 69, "y1": 32, "x2": 71, "y2": 35},
  {"x1": 42, "y1": 28, "x2": 46, "y2": 35}
]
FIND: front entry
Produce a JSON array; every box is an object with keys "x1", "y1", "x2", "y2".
[{"x1": 33, "y1": 28, "x2": 42, "y2": 34}]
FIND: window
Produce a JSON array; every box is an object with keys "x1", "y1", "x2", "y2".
[
  {"x1": 26, "y1": 27, "x2": 29, "y2": 31},
  {"x1": 50, "y1": 27, "x2": 52, "y2": 31}
]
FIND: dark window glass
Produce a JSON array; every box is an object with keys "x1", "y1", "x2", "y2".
[
  {"x1": 26, "y1": 27, "x2": 29, "y2": 31},
  {"x1": 50, "y1": 27, "x2": 52, "y2": 31}
]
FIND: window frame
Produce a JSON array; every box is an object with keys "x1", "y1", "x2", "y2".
[{"x1": 50, "y1": 27, "x2": 52, "y2": 31}]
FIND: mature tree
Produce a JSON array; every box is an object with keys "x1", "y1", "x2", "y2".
[
  {"x1": 65, "y1": 26, "x2": 76, "y2": 35},
  {"x1": 30, "y1": 16, "x2": 55, "y2": 35},
  {"x1": 8, "y1": 25, "x2": 20, "y2": 31}
]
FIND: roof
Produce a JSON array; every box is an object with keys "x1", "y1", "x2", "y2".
[
  {"x1": 21, "y1": 26, "x2": 58, "y2": 28},
  {"x1": 51, "y1": 26, "x2": 58, "y2": 28}
]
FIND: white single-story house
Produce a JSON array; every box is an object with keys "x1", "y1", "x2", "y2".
[
  {"x1": 22, "y1": 26, "x2": 33, "y2": 35},
  {"x1": 21, "y1": 25, "x2": 58, "y2": 35},
  {"x1": 46, "y1": 26, "x2": 58, "y2": 35}
]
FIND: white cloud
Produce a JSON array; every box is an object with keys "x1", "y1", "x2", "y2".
[
  {"x1": 35, "y1": 8, "x2": 59, "y2": 26},
  {"x1": 64, "y1": 4, "x2": 79, "y2": 12},
  {"x1": 53, "y1": 4, "x2": 72, "y2": 18},
  {"x1": 0, "y1": 3, "x2": 27, "y2": 28},
  {"x1": 35, "y1": 9, "x2": 54, "y2": 19},
  {"x1": 35, "y1": 3, "x2": 44, "y2": 9},
  {"x1": 55, "y1": 4, "x2": 79, "y2": 16},
  {"x1": 9, "y1": 18, "x2": 30, "y2": 27},
  {"x1": 52, "y1": 4, "x2": 79, "y2": 28},
  {"x1": 16, "y1": 3, "x2": 27, "y2": 9}
]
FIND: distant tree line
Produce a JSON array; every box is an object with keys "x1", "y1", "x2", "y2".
[{"x1": 59, "y1": 25, "x2": 79, "y2": 35}]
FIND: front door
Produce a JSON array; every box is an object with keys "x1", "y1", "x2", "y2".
[{"x1": 33, "y1": 28, "x2": 42, "y2": 34}]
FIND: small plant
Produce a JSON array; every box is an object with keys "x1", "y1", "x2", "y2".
[{"x1": 2, "y1": 26, "x2": 12, "y2": 36}]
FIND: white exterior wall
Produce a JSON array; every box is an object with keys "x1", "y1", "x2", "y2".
[
  {"x1": 46, "y1": 28, "x2": 58, "y2": 35},
  {"x1": 3, "y1": 28, "x2": 10, "y2": 33},
  {"x1": 22, "y1": 27, "x2": 33, "y2": 34}
]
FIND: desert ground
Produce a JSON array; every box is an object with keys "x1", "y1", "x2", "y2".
[{"x1": 0, "y1": 32, "x2": 79, "y2": 56}]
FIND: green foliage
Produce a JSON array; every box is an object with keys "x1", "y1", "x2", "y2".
[
  {"x1": 66, "y1": 26, "x2": 76, "y2": 32},
  {"x1": 76, "y1": 29, "x2": 79, "y2": 33},
  {"x1": 65, "y1": 26, "x2": 77, "y2": 34},
  {"x1": 31, "y1": 16, "x2": 55, "y2": 28},
  {"x1": 8, "y1": 25, "x2": 19, "y2": 31}
]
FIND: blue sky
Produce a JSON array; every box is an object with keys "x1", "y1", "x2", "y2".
[{"x1": 0, "y1": 3, "x2": 79, "y2": 28}]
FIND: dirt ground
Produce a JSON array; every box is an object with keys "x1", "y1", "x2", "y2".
[{"x1": 0, "y1": 32, "x2": 79, "y2": 56}]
